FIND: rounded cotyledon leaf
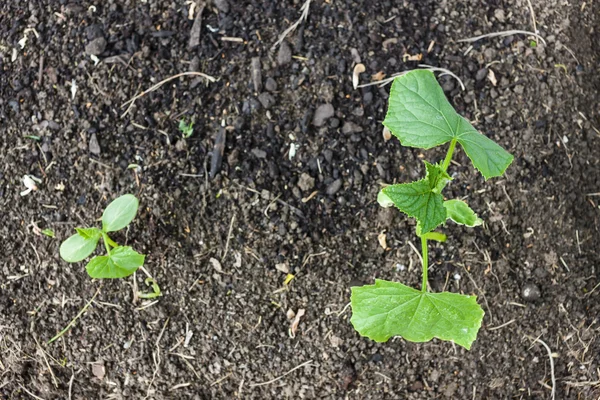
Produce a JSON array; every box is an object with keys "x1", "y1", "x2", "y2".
[
  {"x1": 86, "y1": 246, "x2": 145, "y2": 279},
  {"x1": 382, "y1": 69, "x2": 513, "y2": 179},
  {"x1": 102, "y1": 194, "x2": 139, "y2": 232},
  {"x1": 350, "y1": 279, "x2": 484, "y2": 350},
  {"x1": 59, "y1": 228, "x2": 101, "y2": 262}
]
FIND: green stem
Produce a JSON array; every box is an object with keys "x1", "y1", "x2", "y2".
[
  {"x1": 421, "y1": 236, "x2": 428, "y2": 292},
  {"x1": 102, "y1": 233, "x2": 116, "y2": 255},
  {"x1": 441, "y1": 139, "x2": 457, "y2": 172}
]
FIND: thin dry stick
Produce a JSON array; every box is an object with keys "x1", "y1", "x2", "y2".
[
  {"x1": 120, "y1": 72, "x2": 217, "y2": 118},
  {"x1": 527, "y1": 336, "x2": 556, "y2": 400},
  {"x1": 487, "y1": 319, "x2": 516, "y2": 331},
  {"x1": 222, "y1": 214, "x2": 236, "y2": 262},
  {"x1": 526, "y1": 0, "x2": 538, "y2": 34},
  {"x1": 18, "y1": 385, "x2": 46, "y2": 400},
  {"x1": 145, "y1": 318, "x2": 170, "y2": 399},
  {"x1": 457, "y1": 30, "x2": 546, "y2": 46},
  {"x1": 48, "y1": 287, "x2": 101, "y2": 344},
  {"x1": 271, "y1": 0, "x2": 311, "y2": 50},
  {"x1": 249, "y1": 360, "x2": 313, "y2": 387},
  {"x1": 34, "y1": 337, "x2": 58, "y2": 388},
  {"x1": 357, "y1": 65, "x2": 465, "y2": 91},
  {"x1": 462, "y1": 265, "x2": 493, "y2": 323}
]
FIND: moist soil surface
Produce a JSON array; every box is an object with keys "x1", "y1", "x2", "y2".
[{"x1": 1, "y1": 0, "x2": 600, "y2": 398}]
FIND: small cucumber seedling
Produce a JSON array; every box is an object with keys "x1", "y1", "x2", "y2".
[
  {"x1": 350, "y1": 70, "x2": 513, "y2": 350},
  {"x1": 179, "y1": 119, "x2": 194, "y2": 138},
  {"x1": 60, "y1": 194, "x2": 145, "y2": 279}
]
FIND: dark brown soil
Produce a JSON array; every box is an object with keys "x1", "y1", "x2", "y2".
[{"x1": 1, "y1": 0, "x2": 599, "y2": 398}]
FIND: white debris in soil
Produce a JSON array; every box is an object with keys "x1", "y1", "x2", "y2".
[
  {"x1": 289, "y1": 143, "x2": 297, "y2": 160},
  {"x1": 71, "y1": 79, "x2": 77, "y2": 100},
  {"x1": 395, "y1": 263, "x2": 406, "y2": 272},
  {"x1": 20, "y1": 175, "x2": 41, "y2": 196},
  {"x1": 453, "y1": 273, "x2": 461, "y2": 281}
]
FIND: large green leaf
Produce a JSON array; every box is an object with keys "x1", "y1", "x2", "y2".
[
  {"x1": 59, "y1": 229, "x2": 101, "y2": 262},
  {"x1": 383, "y1": 70, "x2": 513, "y2": 179},
  {"x1": 444, "y1": 200, "x2": 482, "y2": 227},
  {"x1": 102, "y1": 194, "x2": 139, "y2": 232},
  {"x1": 85, "y1": 246, "x2": 144, "y2": 279},
  {"x1": 351, "y1": 280, "x2": 484, "y2": 350},
  {"x1": 381, "y1": 162, "x2": 449, "y2": 234}
]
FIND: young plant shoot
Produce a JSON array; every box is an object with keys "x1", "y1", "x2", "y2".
[
  {"x1": 351, "y1": 70, "x2": 513, "y2": 350},
  {"x1": 59, "y1": 194, "x2": 145, "y2": 279}
]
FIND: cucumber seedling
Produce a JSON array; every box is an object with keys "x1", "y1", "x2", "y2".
[
  {"x1": 60, "y1": 194, "x2": 145, "y2": 279},
  {"x1": 350, "y1": 70, "x2": 513, "y2": 350}
]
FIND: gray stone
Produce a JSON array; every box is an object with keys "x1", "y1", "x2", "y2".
[
  {"x1": 342, "y1": 121, "x2": 363, "y2": 134},
  {"x1": 521, "y1": 283, "x2": 541, "y2": 301},
  {"x1": 89, "y1": 133, "x2": 101, "y2": 155},
  {"x1": 297, "y1": 173, "x2": 315, "y2": 191},
  {"x1": 277, "y1": 41, "x2": 292, "y2": 66},
  {"x1": 265, "y1": 77, "x2": 277, "y2": 92},
  {"x1": 251, "y1": 148, "x2": 267, "y2": 158},
  {"x1": 214, "y1": 0, "x2": 230, "y2": 13},
  {"x1": 251, "y1": 57, "x2": 262, "y2": 92},
  {"x1": 326, "y1": 179, "x2": 343, "y2": 196},
  {"x1": 85, "y1": 37, "x2": 107, "y2": 56},
  {"x1": 312, "y1": 104, "x2": 334, "y2": 127},
  {"x1": 476, "y1": 68, "x2": 488, "y2": 81},
  {"x1": 258, "y1": 92, "x2": 275, "y2": 109}
]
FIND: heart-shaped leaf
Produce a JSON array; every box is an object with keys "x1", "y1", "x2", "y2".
[
  {"x1": 351, "y1": 279, "x2": 484, "y2": 349},
  {"x1": 102, "y1": 194, "x2": 139, "y2": 232},
  {"x1": 86, "y1": 246, "x2": 144, "y2": 279},
  {"x1": 381, "y1": 162, "x2": 449, "y2": 234},
  {"x1": 60, "y1": 229, "x2": 101, "y2": 262},
  {"x1": 383, "y1": 70, "x2": 513, "y2": 179}
]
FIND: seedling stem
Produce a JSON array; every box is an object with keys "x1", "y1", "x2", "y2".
[
  {"x1": 442, "y1": 139, "x2": 457, "y2": 172},
  {"x1": 421, "y1": 236, "x2": 428, "y2": 292}
]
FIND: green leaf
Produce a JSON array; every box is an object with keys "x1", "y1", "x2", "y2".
[
  {"x1": 444, "y1": 200, "x2": 483, "y2": 227},
  {"x1": 85, "y1": 246, "x2": 144, "y2": 279},
  {"x1": 59, "y1": 230, "x2": 101, "y2": 262},
  {"x1": 351, "y1": 279, "x2": 484, "y2": 350},
  {"x1": 383, "y1": 70, "x2": 513, "y2": 179},
  {"x1": 381, "y1": 162, "x2": 448, "y2": 234},
  {"x1": 102, "y1": 194, "x2": 139, "y2": 232},
  {"x1": 75, "y1": 227, "x2": 101, "y2": 239},
  {"x1": 41, "y1": 229, "x2": 55, "y2": 238},
  {"x1": 425, "y1": 161, "x2": 451, "y2": 194}
]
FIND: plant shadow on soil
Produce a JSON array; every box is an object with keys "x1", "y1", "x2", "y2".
[{"x1": 0, "y1": 0, "x2": 599, "y2": 398}]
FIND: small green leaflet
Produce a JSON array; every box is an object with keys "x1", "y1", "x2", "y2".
[
  {"x1": 75, "y1": 227, "x2": 101, "y2": 239},
  {"x1": 381, "y1": 162, "x2": 449, "y2": 234},
  {"x1": 444, "y1": 200, "x2": 482, "y2": 227},
  {"x1": 102, "y1": 194, "x2": 139, "y2": 232},
  {"x1": 59, "y1": 230, "x2": 101, "y2": 262},
  {"x1": 41, "y1": 229, "x2": 55, "y2": 238},
  {"x1": 85, "y1": 246, "x2": 145, "y2": 279},
  {"x1": 351, "y1": 280, "x2": 484, "y2": 350},
  {"x1": 383, "y1": 70, "x2": 513, "y2": 179}
]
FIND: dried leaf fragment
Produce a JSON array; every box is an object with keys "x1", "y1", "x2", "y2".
[
  {"x1": 289, "y1": 308, "x2": 306, "y2": 338},
  {"x1": 352, "y1": 63, "x2": 365, "y2": 89},
  {"x1": 378, "y1": 232, "x2": 388, "y2": 250},
  {"x1": 402, "y1": 53, "x2": 423, "y2": 62},
  {"x1": 371, "y1": 71, "x2": 386, "y2": 82},
  {"x1": 487, "y1": 69, "x2": 497, "y2": 86}
]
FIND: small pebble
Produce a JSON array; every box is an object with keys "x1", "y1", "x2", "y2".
[
  {"x1": 85, "y1": 37, "x2": 107, "y2": 56},
  {"x1": 326, "y1": 179, "x2": 342, "y2": 196},
  {"x1": 265, "y1": 77, "x2": 277, "y2": 92},
  {"x1": 277, "y1": 41, "x2": 292, "y2": 66},
  {"x1": 521, "y1": 283, "x2": 541, "y2": 301},
  {"x1": 312, "y1": 104, "x2": 334, "y2": 127}
]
